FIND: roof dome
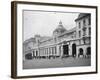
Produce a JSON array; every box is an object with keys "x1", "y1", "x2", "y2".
[{"x1": 53, "y1": 21, "x2": 66, "y2": 35}]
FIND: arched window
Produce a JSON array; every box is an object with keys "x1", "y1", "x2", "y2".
[
  {"x1": 79, "y1": 22, "x2": 81, "y2": 28},
  {"x1": 83, "y1": 19, "x2": 86, "y2": 26},
  {"x1": 89, "y1": 27, "x2": 91, "y2": 35},
  {"x1": 79, "y1": 48, "x2": 83, "y2": 55},
  {"x1": 36, "y1": 51, "x2": 38, "y2": 56},
  {"x1": 88, "y1": 17, "x2": 91, "y2": 25},
  {"x1": 86, "y1": 47, "x2": 91, "y2": 55},
  {"x1": 33, "y1": 51, "x2": 35, "y2": 56},
  {"x1": 79, "y1": 31, "x2": 81, "y2": 38},
  {"x1": 72, "y1": 43, "x2": 76, "y2": 57}
]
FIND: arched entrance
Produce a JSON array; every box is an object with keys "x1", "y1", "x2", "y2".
[
  {"x1": 36, "y1": 51, "x2": 38, "y2": 58},
  {"x1": 36, "y1": 51, "x2": 38, "y2": 56},
  {"x1": 33, "y1": 51, "x2": 35, "y2": 58},
  {"x1": 86, "y1": 47, "x2": 91, "y2": 55},
  {"x1": 78, "y1": 48, "x2": 84, "y2": 57},
  {"x1": 72, "y1": 43, "x2": 76, "y2": 57},
  {"x1": 79, "y1": 48, "x2": 83, "y2": 55},
  {"x1": 63, "y1": 45, "x2": 69, "y2": 56},
  {"x1": 25, "y1": 53, "x2": 32, "y2": 60}
]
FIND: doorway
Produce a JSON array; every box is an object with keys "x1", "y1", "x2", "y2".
[
  {"x1": 63, "y1": 45, "x2": 69, "y2": 56},
  {"x1": 72, "y1": 43, "x2": 76, "y2": 57},
  {"x1": 25, "y1": 53, "x2": 32, "y2": 60},
  {"x1": 86, "y1": 47, "x2": 91, "y2": 55}
]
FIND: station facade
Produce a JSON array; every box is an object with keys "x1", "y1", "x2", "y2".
[{"x1": 23, "y1": 13, "x2": 91, "y2": 60}]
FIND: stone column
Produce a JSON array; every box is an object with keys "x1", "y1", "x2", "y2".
[
  {"x1": 47, "y1": 48, "x2": 49, "y2": 56},
  {"x1": 69, "y1": 44, "x2": 72, "y2": 56},
  {"x1": 23, "y1": 52, "x2": 26, "y2": 61},
  {"x1": 49, "y1": 47, "x2": 51, "y2": 55},
  {"x1": 43, "y1": 49, "x2": 44, "y2": 56},
  {"x1": 61, "y1": 45, "x2": 63, "y2": 57},
  {"x1": 38, "y1": 48, "x2": 40, "y2": 57},
  {"x1": 41, "y1": 49, "x2": 43, "y2": 56},
  {"x1": 56, "y1": 45, "x2": 59, "y2": 56},
  {"x1": 52, "y1": 47, "x2": 54, "y2": 56},
  {"x1": 54, "y1": 47, "x2": 55, "y2": 56},
  {"x1": 34, "y1": 50, "x2": 36, "y2": 56},
  {"x1": 47, "y1": 48, "x2": 49, "y2": 57},
  {"x1": 46, "y1": 48, "x2": 47, "y2": 57},
  {"x1": 51, "y1": 47, "x2": 52, "y2": 56}
]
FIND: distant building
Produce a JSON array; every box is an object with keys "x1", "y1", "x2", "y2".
[{"x1": 23, "y1": 13, "x2": 91, "y2": 60}]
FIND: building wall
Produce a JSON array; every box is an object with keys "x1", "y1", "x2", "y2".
[
  {"x1": 76, "y1": 14, "x2": 91, "y2": 39},
  {"x1": 75, "y1": 14, "x2": 91, "y2": 57},
  {"x1": 23, "y1": 14, "x2": 91, "y2": 60}
]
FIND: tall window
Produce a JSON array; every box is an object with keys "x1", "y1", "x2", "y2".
[
  {"x1": 49, "y1": 48, "x2": 51, "y2": 54},
  {"x1": 83, "y1": 19, "x2": 86, "y2": 36},
  {"x1": 89, "y1": 27, "x2": 91, "y2": 35},
  {"x1": 54, "y1": 38, "x2": 57, "y2": 42},
  {"x1": 79, "y1": 40, "x2": 81, "y2": 45},
  {"x1": 45, "y1": 48, "x2": 46, "y2": 54},
  {"x1": 36, "y1": 51, "x2": 38, "y2": 56},
  {"x1": 88, "y1": 17, "x2": 91, "y2": 25},
  {"x1": 83, "y1": 19, "x2": 86, "y2": 26},
  {"x1": 55, "y1": 47, "x2": 56, "y2": 54},
  {"x1": 83, "y1": 28, "x2": 86, "y2": 36},
  {"x1": 52, "y1": 47, "x2": 54, "y2": 54},
  {"x1": 79, "y1": 31, "x2": 81, "y2": 38},
  {"x1": 79, "y1": 22, "x2": 81, "y2": 28},
  {"x1": 33, "y1": 51, "x2": 35, "y2": 56},
  {"x1": 53, "y1": 47, "x2": 56, "y2": 54},
  {"x1": 46, "y1": 48, "x2": 48, "y2": 55}
]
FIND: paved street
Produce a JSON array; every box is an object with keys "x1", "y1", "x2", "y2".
[{"x1": 23, "y1": 57, "x2": 91, "y2": 69}]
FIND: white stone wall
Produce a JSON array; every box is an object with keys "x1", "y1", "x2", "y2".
[
  {"x1": 76, "y1": 15, "x2": 91, "y2": 39},
  {"x1": 76, "y1": 44, "x2": 90, "y2": 56},
  {"x1": 23, "y1": 14, "x2": 91, "y2": 60}
]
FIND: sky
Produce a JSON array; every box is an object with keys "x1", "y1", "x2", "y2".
[{"x1": 23, "y1": 10, "x2": 79, "y2": 41}]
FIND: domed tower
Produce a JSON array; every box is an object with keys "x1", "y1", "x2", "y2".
[
  {"x1": 53, "y1": 21, "x2": 66, "y2": 37},
  {"x1": 34, "y1": 34, "x2": 41, "y2": 43}
]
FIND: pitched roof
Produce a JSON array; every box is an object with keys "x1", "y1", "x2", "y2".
[
  {"x1": 58, "y1": 27, "x2": 76, "y2": 37},
  {"x1": 23, "y1": 38, "x2": 36, "y2": 44},
  {"x1": 75, "y1": 13, "x2": 90, "y2": 21},
  {"x1": 39, "y1": 36, "x2": 52, "y2": 42}
]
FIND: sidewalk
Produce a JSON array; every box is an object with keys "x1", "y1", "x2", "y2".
[{"x1": 23, "y1": 57, "x2": 91, "y2": 69}]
